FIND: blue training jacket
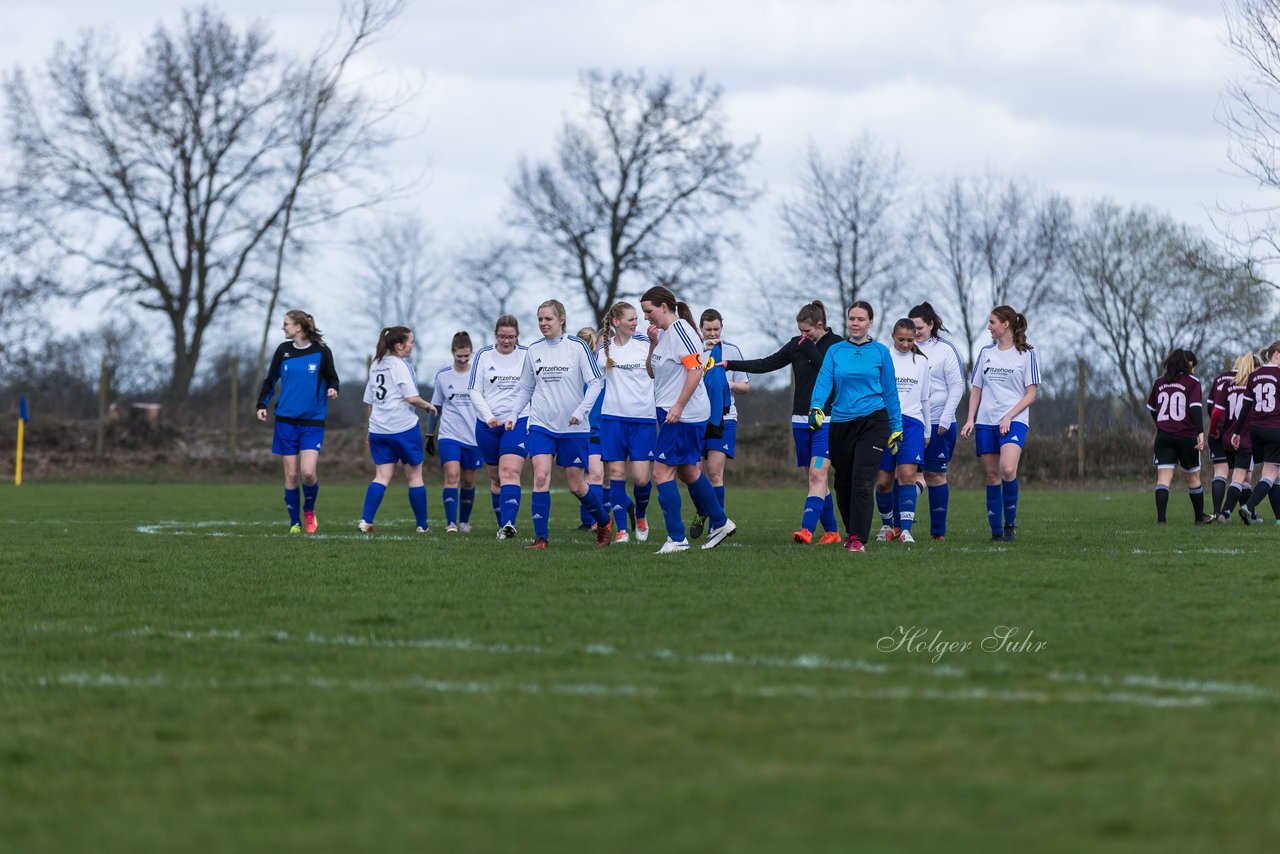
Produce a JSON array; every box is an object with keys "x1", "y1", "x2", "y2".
[
  {"x1": 257, "y1": 341, "x2": 341, "y2": 426},
  {"x1": 703, "y1": 343, "x2": 730, "y2": 429},
  {"x1": 809, "y1": 339, "x2": 902, "y2": 432}
]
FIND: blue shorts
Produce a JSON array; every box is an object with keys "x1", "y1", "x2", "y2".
[
  {"x1": 974, "y1": 423, "x2": 1030, "y2": 456},
  {"x1": 880, "y1": 417, "x2": 926, "y2": 472},
  {"x1": 475, "y1": 417, "x2": 530, "y2": 465},
  {"x1": 438, "y1": 438, "x2": 484, "y2": 470},
  {"x1": 703, "y1": 419, "x2": 738, "y2": 459},
  {"x1": 527, "y1": 426, "x2": 590, "y2": 469},
  {"x1": 922, "y1": 423, "x2": 958, "y2": 473},
  {"x1": 654, "y1": 410, "x2": 706, "y2": 467},
  {"x1": 272, "y1": 422, "x2": 325, "y2": 456},
  {"x1": 369, "y1": 426, "x2": 424, "y2": 466},
  {"x1": 600, "y1": 417, "x2": 657, "y2": 463},
  {"x1": 791, "y1": 423, "x2": 831, "y2": 467}
]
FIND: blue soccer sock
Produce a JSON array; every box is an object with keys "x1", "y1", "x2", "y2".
[
  {"x1": 360, "y1": 482, "x2": 386, "y2": 524},
  {"x1": 801, "y1": 495, "x2": 824, "y2": 534},
  {"x1": 898, "y1": 482, "x2": 917, "y2": 532},
  {"x1": 579, "y1": 485, "x2": 610, "y2": 526},
  {"x1": 876, "y1": 488, "x2": 894, "y2": 526},
  {"x1": 499, "y1": 484, "x2": 522, "y2": 528},
  {"x1": 714, "y1": 484, "x2": 726, "y2": 513},
  {"x1": 491, "y1": 489, "x2": 502, "y2": 525},
  {"x1": 634, "y1": 480, "x2": 652, "y2": 521},
  {"x1": 687, "y1": 474, "x2": 727, "y2": 528},
  {"x1": 284, "y1": 488, "x2": 302, "y2": 526},
  {"x1": 302, "y1": 482, "x2": 319, "y2": 512},
  {"x1": 532, "y1": 490, "x2": 551, "y2": 540},
  {"x1": 611, "y1": 480, "x2": 632, "y2": 531},
  {"x1": 928, "y1": 483, "x2": 950, "y2": 537},
  {"x1": 656, "y1": 480, "x2": 686, "y2": 541},
  {"x1": 820, "y1": 492, "x2": 839, "y2": 533},
  {"x1": 579, "y1": 494, "x2": 594, "y2": 526},
  {"x1": 408, "y1": 486, "x2": 428, "y2": 529},
  {"x1": 986, "y1": 484, "x2": 1002, "y2": 535},
  {"x1": 460, "y1": 487, "x2": 476, "y2": 524},
  {"x1": 1003, "y1": 478, "x2": 1019, "y2": 528},
  {"x1": 443, "y1": 487, "x2": 459, "y2": 525}
]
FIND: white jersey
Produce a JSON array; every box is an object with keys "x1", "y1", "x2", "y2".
[
  {"x1": 889, "y1": 347, "x2": 932, "y2": 427},
  {"x1": 363, "y1": 356, "x2": 421, "y2": 435},
  {"x1": 718, "y1": 340, "x2": 748, "y2": 422},
  {"x1": 650, "y1": 319, "x2": 710, "y2": 423},
  {"x1": 431, "y1": 365, "x2": 478, "y2": 445},
  {"x1": 597, "y1": 334, "x2": 656, "y2": 421},
  {"x1": 511, "y1": 335, "x2": 603, "y2": 435},
  {"x1": 468, "y1": 345, "x2": 531, "y2": 423},
  {"x1": 917, "y1": 336, "x2": 965, "y2": 429},
  {"x1": 971, "y1": 343, "x2": 1041, "y2": 426}
]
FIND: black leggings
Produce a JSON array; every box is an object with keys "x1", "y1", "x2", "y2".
[{"x1": 828, "y1": 411, "x2": 890, "y2": 544}]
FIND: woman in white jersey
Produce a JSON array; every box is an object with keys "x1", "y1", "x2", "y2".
[
  {"x1": 575, "y1": 326, "x2": 610, "y2": 534},
  {"x1": 693, "y1": 308, "x2": 749, "y2": 537},
  {"x1": 908, "y1": 302, "x2": 966, "y2": 541},
  {"x1": 469, "y1": 315, "x2": 530, "y2": 540},
  {"x1": 960, "y1": 305, "x2": 1041, "y2": 542},
  {"x1": 429, "y1": 331, "x2": 484, "y2": 533},
  {"x1": 874, "y1": 319, "x2": 932, "y2": 544},
  {"x1": 358, "y1": 326, "x2": 438, "y2": 533},
  {"x1": 507, "y1": 299, "x2": 613, "y2": 550},
  {"x1": 640, "y1": 286, "x2": 737, "y2": 554},
  {"x1": 597, "y1": 302, "x2": 657, "y2": 542}
]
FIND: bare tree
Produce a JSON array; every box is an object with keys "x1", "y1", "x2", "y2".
[
  {"x1": 348, "y1": 215, "x2": 438, "y2": 343},
  {"x1": 509, "y1": 69, "x2": 759, "y2": 321},
  {"x1": 1064, "y1": 200, "x2": 1269, "y2": 420},
  {"x1": 917, "y1": 173, "x2": 1070, "y2": 371},
  {"x1": 4, "y1": 2, "x2": 403, "y2": 417},
  {"x1": 453, "y1": 239, "x2": 528, "y2": 334},
  {"x1": 776, "y1": 135, "x2": 911, "y2": 325}
]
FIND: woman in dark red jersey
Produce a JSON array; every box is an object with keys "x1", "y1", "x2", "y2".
[
  {"x1": 1147, "y1": 348, "x2": 1209, "y2": 525},
  {"x1": 1205, "y1": 356, "x2": 1237, "y2": 518},
  {"x1": 1231, "y1": 342, "x2": 1280, "y2": 524},
  {"x1": 1211, "y1": 353, "x2": 1260, "y2": 523}
]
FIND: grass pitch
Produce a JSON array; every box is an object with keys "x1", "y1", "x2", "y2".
[{"x1": 2, "y1": 482, "x2": 1279, "y2": 852}]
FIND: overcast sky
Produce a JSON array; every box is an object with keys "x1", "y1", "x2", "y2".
[{"x1": 1, "y1": 0, "x2": 1257, "y2": 373}]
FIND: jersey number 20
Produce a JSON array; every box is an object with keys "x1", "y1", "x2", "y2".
[{"x1": 1157, "y1": 390, "x2": 1186, "y2": 423}]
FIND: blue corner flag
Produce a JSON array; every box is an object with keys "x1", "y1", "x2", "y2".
[{"x1": 19, "y1": 396, "x2": 27, "y2": 422}]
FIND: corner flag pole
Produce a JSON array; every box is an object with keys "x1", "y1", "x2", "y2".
[{"x1": 15, "y1": 396, "x2": 26, "y2": 486}]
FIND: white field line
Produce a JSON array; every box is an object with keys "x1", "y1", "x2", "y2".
[
  {"x1": 25, "y1": 623, "x2": 1277, "y2": 702},
  {"x1": 14, "y1": 671, "x2": 1218, "y2": 708}
]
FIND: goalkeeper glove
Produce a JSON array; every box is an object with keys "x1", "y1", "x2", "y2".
[
  {"x1": 425, "y1": 435, "x2": 437, "y2": 457},
  {"x1": 887, "y1": 430, "x2": 903, "y2": 454},
  {"x1": 807, "y1": 408, "x2": 825, "y2": 430}
]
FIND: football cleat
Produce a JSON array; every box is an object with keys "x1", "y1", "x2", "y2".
[
  {"x1": 357, "y1": 520, "x2": 375, "y2": 533},
  {"x1": 500, "y1": 523, "x2": 518, "y2": 540},
  {"x1": 1217, "y1": 512, "x2": 1233, "y2": 525},
  {"x1": 792, "y1": 529, "x2": 813, "y2": 545},
  {"x1": 446, "y1": 523, "x2": 458, "y2": 533},
  {"x1": 595, "y1": 521, "x2": 613, "y2": 548},
  {"x1": 289, "y1": 523, "x2": 302, "y2": 535},
  {"x1": 931, "y1": 535, "x2": 946, "y2": 542},
  {"x1": 635, "y1": 518, "x2": 650, "y2": 542},
  {"x1": 627, "y1": 503, "x2": 637, "y2": 535},
  {"x1": 991, "y1": 531, "x2": 1005, "y2": 541},
  {"x1": 615, "y1": 529, "x2": 631, "y2": 543},
  {"x1": 1195, "y1": 514, "x2": 1215, "y2": 526},
  {"x1": 459, "y1": 523, "x2": 472, "y2": 533},
  {"x1": 817, "y1": 531, "x2": 843, "y2": 545},
  {"x1": 656, "y1": 538, "x2": 691, "y2": 554},
  {"x1": 415, "y1": 526, "x2": 429, "y2": 533},
  {"x1": 572, "y1": 522, "x2": 595, "y2": 532},
  {"x1": 898, "y1": 530, "x2": 916, "y2": 544},
  {"x1": 844, "y1": 535, "x2": 865, "y2": 553},
  {"x1": 688, "y1": 514, "x2": 707, "y2": 540},
  {"x1": 525, "y1": 537, "x2": 549, "y2": 550},
  {"x1": 1003, "y1": 525, "x2": 1017, "y2": 542},
  {"x1": 1239, "y1": 507, "x2": 1255, "y2": 526},
  {"x1": 303, "y1": 511, "x2": 318, "y2": 534},
  {"x1": 876, "y1": 525, "x2": 896, "y2": 542},
  {"x1": 702, "y1": 519, "x2": 737, "y2": 549}
]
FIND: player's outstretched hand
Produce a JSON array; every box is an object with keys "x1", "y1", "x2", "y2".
[{"x1": 807, "y1": 408, "x2": 825, "y2": 431}]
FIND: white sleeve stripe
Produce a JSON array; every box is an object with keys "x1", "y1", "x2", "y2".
[
  {"x1": 469, "y1": 346, "x2": 493, "y2": 388},
  {"x1": 580, "y1": 339, "x2": 603, "y2": 378},
  {"x1": 1029, "y1": 350, "x2": 1040, "y2": 385},
  {"x1": 673, "y1": 322, "x2": 699, "y2": 356}
]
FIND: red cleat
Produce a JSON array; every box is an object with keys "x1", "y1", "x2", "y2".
[
  {"x1": 595, "y1": 521, "x2": 613, "y2": 548},
  {"x1": 525, "y1": 538, "x2": 548, "y2": 550},
  {"x1": 844, "y1": 535, "x2": 865, "y2": 553},
  {"x1": 303, "y1": 511, "x2": 318, "y2": 534}
]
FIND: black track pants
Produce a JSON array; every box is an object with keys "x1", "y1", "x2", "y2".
[{"x1": 828, "y1": 411, "x2": 890, "y2": 545}]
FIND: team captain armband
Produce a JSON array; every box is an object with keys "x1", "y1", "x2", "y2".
[{"x1": 681, "y1": 353, "x2": 703, "y2": 371}]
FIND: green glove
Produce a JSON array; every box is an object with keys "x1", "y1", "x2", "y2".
[
  {"x1": 887, "y1": 430, "x2": 903, "y2": 454},
  {"x1": 807, "y1": 408, "x2": 825, "y2": 430}
]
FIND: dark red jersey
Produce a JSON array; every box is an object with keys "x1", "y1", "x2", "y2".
[
  {"x1": 1147, "y1": 373, "x2": 1203, "y2": 439},
  {"x1": 1216, "y1": 384, "x2": 1253, "y2": 452},
  {"x1": 1209, "y1": 371, "x2": 1234, "y2": 413},
  {"x1": 1243, "y1": 365, "x2": 1280, "y2": 430}
]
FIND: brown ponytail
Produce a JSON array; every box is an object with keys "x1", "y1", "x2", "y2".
[
  {"x1": 640, "y1": 286, "x2": 701, "y2": 339},
  {"x1": 374, "y1": 326, "x2": 412, "y2": 362},
  {"x1": 992, "y1": 305, "x2": 1033, "y2": 352},
  {"x1": 796, "y1": 300, "x2": 827, "y2": 328},
  {"x1": 286, "y1": 309, "x2": 324, "y2": 346}
]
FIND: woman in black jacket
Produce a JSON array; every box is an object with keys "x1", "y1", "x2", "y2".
[{"x1": 724, "y1": 300, "x2": 843, "y2": 545}]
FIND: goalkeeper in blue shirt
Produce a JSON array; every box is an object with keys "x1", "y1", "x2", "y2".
[{"x1": 809, "y1": 301, "x2": 902, "y2": 552}]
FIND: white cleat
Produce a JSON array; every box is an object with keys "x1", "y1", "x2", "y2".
[
  {"x1": 898, "y1": 530, "x2": 915, "y2": 544},
  {"x1": 415, "y1": 526, "x2": 429, "y2": 533},
  {"x1": 498, "y1": 523, "x2": 517, "y2": 540},
  {"x1": 615, "y1": 530, "x2": 631, "y2": 544},
  {"x1": 446, "y1": 523, "x2": 458, "y2": 533},
  {"x1": 701, "y1": 518, "x2": 737, "y2": 550},
  {"x1": 876, "y1": 524, "x2": 895, "y2": 542},
  {"x1": 635, "y1": 519, "x2": 650, "y2": 542},
  {"x1": 357, "y1": 520, "x2": 375, "y2": 533},
  {"x1": 656, "y1": 538, "x2": 690, "y2": 554},
  {"x1": 459, "y1": 523, "x2": 472, "y2": 533}
]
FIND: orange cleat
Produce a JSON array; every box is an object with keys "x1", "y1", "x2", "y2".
[
  {"x1": 595, "y1": 521, "x2": 613, "y2": 548},
  {"x1": 792, "y1": 529, "x2": 813, "y2": 545},
  {"x1": 817, "y1": 531, "x2": 842, "y2": 545},
  {"x1": 524, "y1": 538, "x2": 548, "y2": 550}
]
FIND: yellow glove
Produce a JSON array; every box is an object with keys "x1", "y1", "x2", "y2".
[
  {"x1": 887, "y1": 430, "x2": 903, "y2": 454},
  {"x1": 807, "y1": 408, "x2": 826, "y2": 430},
  {"x1": 703, "y1": 354, "x2": 717, "y2": 371}
]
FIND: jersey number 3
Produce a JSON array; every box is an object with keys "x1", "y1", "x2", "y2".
[{"x1": 374, "y1": 373, "x2": 387, "y2": 401}]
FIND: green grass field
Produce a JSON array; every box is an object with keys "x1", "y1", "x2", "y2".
[{"x1": 3, "y1": 482, "x2": 1279, "y2": 852}]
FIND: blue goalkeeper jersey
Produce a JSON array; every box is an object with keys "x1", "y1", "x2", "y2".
[
  {"x1": 257, "y1": 341, "x2": 341, "y2": 426},
  {"x1": 810, "y1": 339, "x2": 902, "y2": 432}
]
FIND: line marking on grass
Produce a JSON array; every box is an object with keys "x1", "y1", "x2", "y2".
[{"x1": 13, "y1": 670, "x2": 1222, "y2": 708}]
